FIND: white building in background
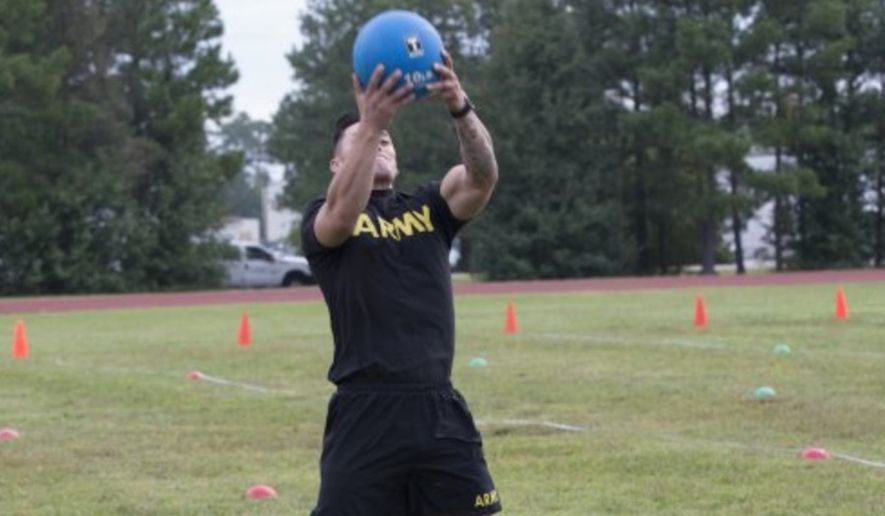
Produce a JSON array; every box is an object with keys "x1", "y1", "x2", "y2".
[
  {"x1": 218, "y1": 217, "x2": 261, "y2": 243},
  {"x1": 723, "y1": 201, "x2": 774, "y2": 269},
  {"x1": 721, "y1": 152, "x2": 780, "y2": 270},
  {"x1": 218, "y1": 165, "x2": 300, "y2": 247},
  {"x1": 261, "y1": 170, "x2": 301, "y2": 243}
]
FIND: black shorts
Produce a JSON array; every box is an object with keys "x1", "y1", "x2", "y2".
[{"x1": 311, "y1": 382, "x2": 501, "y2": 516}]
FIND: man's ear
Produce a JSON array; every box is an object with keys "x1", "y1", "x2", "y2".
[{"x1": 330, "y1": 157, "x2": 341, "y2": 175}]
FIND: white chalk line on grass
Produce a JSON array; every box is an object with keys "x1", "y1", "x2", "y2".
[
  {"x1": 830, "y1": 452, "x2": 885, "y2": 469},
  {"x1": 194, "y1": 372, "x2": 287, "y2": 394},
  {"x1": 189, "y1": 371, "x2": 337, "y2": 401},
  {"x1": 473, "y1": 421, "x2": 885, "y2": 469},
  {"x1": 191, "y1": 375, "x2": 591, "y2": 433},
  {"x1": 527, "y1": 332, "x2": 729, "y2": 351},
  {"x1": 190, "y1": 372, "x2": 590, "y2": 432},
  {"x1": 476, "y1": 418, "x2": 588, "y2": 432},
  {"x1": 189, "y1": 371, "x2": 329, "y2": 398},
  {"x1": 500, "y1": 331, "x2": 885, "y2": 359},
  {"x1": 654, "y1": 433, "x2": 885, "y2": 471}
]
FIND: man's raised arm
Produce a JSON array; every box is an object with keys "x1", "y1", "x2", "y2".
[
  {"x1": 313, "y1": 67, "x2": 414, "y2": 248},
  {"x1": 429, "y1": 53, "x2": 498, "y2": 221}
]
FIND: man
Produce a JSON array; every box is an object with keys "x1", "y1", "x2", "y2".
[{"x1": 302, "y1": 52, "x2": 501, "y2": 515}]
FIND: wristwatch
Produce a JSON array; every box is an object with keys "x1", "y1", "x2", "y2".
[{"x1": 450, "y1": 95, "x2": 475, "y2": 119}]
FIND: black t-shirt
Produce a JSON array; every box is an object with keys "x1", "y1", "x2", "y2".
[{"x1": 301, "y1": 182, "x2": 466, "y2": 385}]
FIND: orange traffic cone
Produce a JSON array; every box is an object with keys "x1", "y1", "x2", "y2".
[
  {"x1": 12, "y1": 320, "x2": 29, "y2": 359},
  {"x1": 238, "y1": 312, "x2": 252, "y2": 347},
  {"x1": 694, "y1": 295, "x2": 708, "y2": 330},
  {"x1": 835, "y1": 288, "x2": 849, "y2": 321},
  {"x1": 504, "y1": 302, "x2": 519, "y2": 334}
]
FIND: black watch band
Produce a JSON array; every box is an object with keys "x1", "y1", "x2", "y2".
[{"x1": 450, "y1": 96, "x2": 475, "y2": 119}]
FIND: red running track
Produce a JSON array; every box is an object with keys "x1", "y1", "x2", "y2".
[{"x1": 0, "y1": 269, "x2": 883, "y2": 315}]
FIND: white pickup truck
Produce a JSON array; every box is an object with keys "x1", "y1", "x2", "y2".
[{"x1": 223, "y1": 242, "x2": 313, "y2": 288}]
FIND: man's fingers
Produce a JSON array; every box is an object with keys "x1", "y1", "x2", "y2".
[
  {"x1": 433, "y1": 63, "x2": 454, "y2": 80},
  {"x1": 424, "y1": 87, "x2": 443, "y2": 101},
  {"x1": 391, "y1": 82, "x2": 415, "y2": 102},
  {"x1": 428, "y1": 79, "x2": 459, "y2": 94},
  {"x1": 426, "y1": 78, "x2": 453, "y2": 89},
  {"x1": 367, "y1": 64, "x2": 385, "y2": 91},
  {"x1": 380, "y1": 69, "x2": 403, "y2": 94},
  {"x1": 441, "y1": 50, "x2": 454, "y2": 69},
  {"x1": 392, "y1": 91, "x2": 416, "y2": 110}
]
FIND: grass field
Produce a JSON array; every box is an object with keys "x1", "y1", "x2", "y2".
[{"x1": 2, "y1": 281, "x2": 885, "y2": 515}]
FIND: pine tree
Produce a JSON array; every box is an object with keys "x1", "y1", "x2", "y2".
[
  {"x1": 850, "y1": 0, "x2": 885, "y2": 266},
  {"x1": 471, "y1": 0, "x2": 633, "y2": 279},
  {"x1": 0, "y1": 0, "x2": 135, "y2": 293},
  {"x1": 103, "y1": 0, "x2": 240, "y2": 288},
  {"x1": 751, "y1": 0, "x2": 861, "y2": 268}
]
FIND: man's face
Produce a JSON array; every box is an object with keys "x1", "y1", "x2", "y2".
[{"x1": 332, "y1": 123, "x2": 398, "y2": 187}]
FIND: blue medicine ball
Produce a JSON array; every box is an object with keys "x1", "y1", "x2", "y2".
[{"x1": 352, "y1": 10, "x2": 444, "y2": 98}]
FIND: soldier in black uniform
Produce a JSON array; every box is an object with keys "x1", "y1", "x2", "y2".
[{"x1": 303, "y1": 54, "x2": 501, "y2": 515}]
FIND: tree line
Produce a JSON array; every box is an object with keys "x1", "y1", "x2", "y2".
[
  {"x1": 0, "y1": 0, "x2": 238, "y2": 294},
  {"x1": 1, "y1": 0, "x2": 883, "y2": 294},
  {"x1": 275, "y1": 0, "x2": 885, "y2": 279}
]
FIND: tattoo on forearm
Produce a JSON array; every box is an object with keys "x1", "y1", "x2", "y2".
[{"x1": 455, "y1": 116, "x2": 497, "y2": 187}]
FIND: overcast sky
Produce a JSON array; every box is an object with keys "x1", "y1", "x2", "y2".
[{"x1": 214, "y1": 0, "x2": 309, "y2": 121}]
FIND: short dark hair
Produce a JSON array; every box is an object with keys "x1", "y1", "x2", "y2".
[{"x1": 332, "y1": 113, "x2": 360, "y2": 154}]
